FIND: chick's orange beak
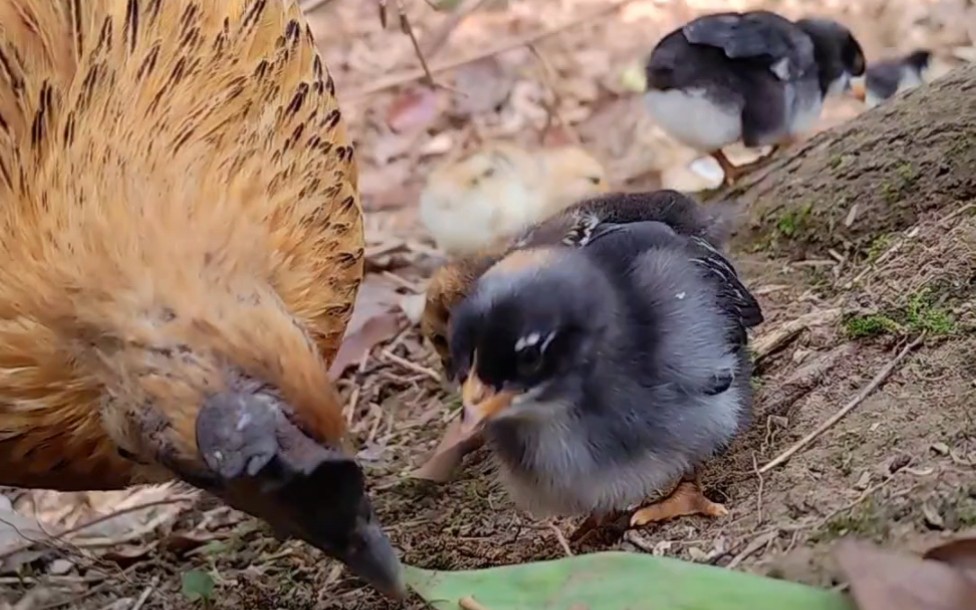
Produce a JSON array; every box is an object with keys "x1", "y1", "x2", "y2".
[
  {"x1": 460, "y1": 371, "x2": 515, "y2": 436},
  {"x1": 850, "y1": 80, "x2": 867, "y2": 102}
]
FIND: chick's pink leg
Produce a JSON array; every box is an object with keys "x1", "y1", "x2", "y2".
[{"x1": 629, "y1": 480, "x2": 728, "y2": 528}]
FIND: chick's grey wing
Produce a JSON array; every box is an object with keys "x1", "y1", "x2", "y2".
[
  {"x1": 581, "y1": 220, "x2": 681, "y2": 270},
  {"x1": 523, "y1": 190, "x2": 730, "y2": 250},
  {"x1": 865, "y1": 61, "x2": 904, "y2": 99},
  {"x1": 681, "y1": 11, "x2": 814, "y2": 80},
  {"x1": 687, "y1": 236, "x2": 764, "y2": 333}
]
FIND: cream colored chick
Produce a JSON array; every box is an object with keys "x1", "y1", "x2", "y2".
[{"x1": 419, "y1": 143, "x2": 609, "y2": 256}]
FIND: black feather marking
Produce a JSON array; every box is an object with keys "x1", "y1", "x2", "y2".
[
  {"x1": 242, "y1": 0, "x2": 268, "y2": 30},
  {"x1": 322, "y1": 109, "x2": 341, "y2": 130},
  {"x1": 136, "y1": 44, "x2": 160, "y2": 81},
  {"x1": 147, "y1": 0, "x2": 163, "y2": 23},
  {"x1": 124, "y1": 0, "x2": 139, "y2": 53},
  {"x1": 688, "y1": 236, "x2": 764, "y2": 330},
  {"x1": 286, "y1": 82, "x2": 309, "y2": 115},
  {"x1": 94, "y1": 18, "x2": 112, "y2": 56},
  {"x1": 70, "y1": 0, "x2": 83, "y2": 58}
]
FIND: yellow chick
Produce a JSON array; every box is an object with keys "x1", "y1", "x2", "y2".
[{"x1": 419, "y1": 143, "x2": 609, "y2": 257}]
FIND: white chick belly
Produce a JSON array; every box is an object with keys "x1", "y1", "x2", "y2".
[
  {"x1": 488, "y1": 413, "x2": 690, "y2": 518},
  {"x1": 495, "y1": 447, "x2": 690, "y2": 518},
  {"x1": 644, "y1": 89, "x2": 742, "y2": 152},
  {"x1": 785, "y1": 88, "x2": 823, "y2": 138}
]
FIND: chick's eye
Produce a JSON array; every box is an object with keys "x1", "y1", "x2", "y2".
[
  {"x1": 587, "y1": 176, "x2": 602, "y2": 185},
  {"x1": 515, "y1": 344, "x2": 544, "y2": 378}
]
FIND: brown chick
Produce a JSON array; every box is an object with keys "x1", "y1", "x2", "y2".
[
  {"x1": 0, "y1": 0, "x2": 402, "y2": 598},
  {"x1": 419, "y1": 143, "x2": 609, "y2": 257},
  {"x1": 422, "y1": 190, "x2": 738, "y2": 375}
]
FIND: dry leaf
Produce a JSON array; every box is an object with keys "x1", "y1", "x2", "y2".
[
  {"x1": 398, "y1": 293, "x2": 428, "y2": 326},
  {"x1": 835, "y1": 538, "x2": 976, "y2": 610},
  {"x1": 452, "y1": 57, "x2": 514, "y2": 117},
  {"x1": 410, "y1": 418, "x2": 485, "y2": 482},
  {"x1": 329, "y1": 275, "x2": 404, "y2": 378},
  {"x1": 386, "y1": 88, "x2": 441, "y2": 133},
  {"x1": 329, "y1": 313, "x2": 401, "y2": 378},
  {"x1": 924, "y1": 536, "x2": 976, "y2": 579},
  {"x1": 0, "y1": 507, "x2": 50, "y2": 573}
]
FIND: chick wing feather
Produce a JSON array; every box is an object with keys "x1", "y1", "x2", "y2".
[{"x1": 681, "y1": 11, "x2": 815, "y2": 80}]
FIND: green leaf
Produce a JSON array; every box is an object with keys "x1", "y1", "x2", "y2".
[
  {"x1": 404, "y1": 551, "x2": 854, "y2": 610},
  {"x1": 181, "y1": 569, "x2": 215, "y2": 602}
]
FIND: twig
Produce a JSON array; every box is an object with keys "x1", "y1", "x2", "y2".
[
  {"x1": 130, "y1": 576, "x2": 158, "y2": 610},
  {"x1": 459, "y1": 596, "x2": 492, "y2": 610},
  {"x1": 421, "y1": 0, "x2": 494, "y2": 57},
  {"x1": 347, "y1": 0, "x2": 638, "y2": 99},
  {"x1": 527, "y1": 44, "x2": 581, "y2": 146},
  {"x1": 0, "y1": 496, "x2": 196, "y2": 561},
  {"x1": 545, "y1": 521, "x2": 574, "y2": 557},
  {"x1": 752, "y1": 308, "x2": 843, "y2": 362},
  {"x1": 759, "y1": 334, "x2": 925, "y2": 474},
  {"x1": 382, "y1": 349, "x2": 442, "y2": 382},
  {"x1": 752, "y1": 452, "x2": 765, "y2": 525},
  {"x1": 726, "y1": 531, "x2": 777, "y2": 569},
  {"x1": 395, "y1": 1, "x2": 439, "y2": 90},
  {"x1": 938, "y1": 202, "x2": 975, "y2": 227}
]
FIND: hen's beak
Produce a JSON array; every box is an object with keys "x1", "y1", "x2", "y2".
[
  {"x1": 459, "y1": 372, "x2": 516, "y2": 436},
  {"x1": 336, "y1": 517, "x2": 407, "y2": 600},
  {"x1": 850, "y1": 80, "x2": 867, "y2": 102}
]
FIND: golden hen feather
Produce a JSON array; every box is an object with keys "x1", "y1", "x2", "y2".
[{"x1": 0, "y1": 0, "x2": 403, "y2": 597}]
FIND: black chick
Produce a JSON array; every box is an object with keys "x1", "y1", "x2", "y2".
[
  {"x1": 644, "y1": 11, "x2": 865, "y2": 185},
  {"x1": 852, "y1": 49, "x2": 931, "y2": 108},
  {"x1": 448, "y1": 195, "x2": 763, "y2": 530}
]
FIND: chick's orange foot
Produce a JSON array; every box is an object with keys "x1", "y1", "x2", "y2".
[
  {"x1": 710, "y1": 150, "x2": 771, "y2": 187},
  {"x1": 629, "y1": 481, "x2": 728, "y2": 528}
]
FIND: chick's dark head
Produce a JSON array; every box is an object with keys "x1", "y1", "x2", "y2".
[
  {"x1": 448, "y1": 247, "x2": 610, "y2": 435},
  {"x1": 795, "y1": 18, "x2": 865, "y2": 95}
]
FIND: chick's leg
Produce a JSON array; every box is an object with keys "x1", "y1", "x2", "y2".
[
  {"x1": 630, "y1": 479, "x2": 728, "y2": 528},
  {"x1": 709, "y1": 150, "x2": 760, "y2": 186}
]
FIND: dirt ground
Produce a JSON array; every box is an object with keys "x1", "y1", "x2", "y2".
[{"x1": 2, "y1": 1, "x2": 975, "y2": 609}]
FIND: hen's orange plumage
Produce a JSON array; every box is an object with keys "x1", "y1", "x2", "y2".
[{"x1": 0, "y1": 0, "x2": 403, "y2": 597}]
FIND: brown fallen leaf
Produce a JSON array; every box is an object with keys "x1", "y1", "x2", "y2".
[
  {"x1": 329, "y1": 275, "x2": 404, "y2": 379},
  {"x1": 923, "y1": 536, "x2": 976, "y2": 580},
  {"x1": 409, "y1": 418, "x2": 485, "y2": 483},
  {"x1": 386, "y1": 87, "x2": 441, "y2": 134},
  {"x1": 835, "y1": 538, "x2": 976, "y2": 610},
  {"x1": 330, "y1": 313, "x2": 400, "y2": 379}
]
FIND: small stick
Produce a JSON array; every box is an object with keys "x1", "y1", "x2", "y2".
[
  {"x1": 382, "y1": 349, "x2": 443, "y2": 382},
  {"x1": 130, "y1": 577, "x2": 158, "y2": 610},
  {"x1": 546, "y1": 521, "x2": 574, "y2": 557},
  {"x1": 0, "y1": 496, "x2": 195, "y2": 560},
  {"x1": 396, "y1": 1, "x2": 439, "y2": 89},
  {"x1": 752, "y1": 308, "x2": 843, "y2": 361},
  {"x1": 752, "y1": 452, "x2": 765, "y2": 525},
  {"x1": 459, "y1": 596, "x2": 492, "y2": 610},
  {"x1": 421, "y1": 0, "x2": 494, "y2": 58},
  {"x1": 726, "y1": 531, "x2": 777, "y2": 569},
  {"x1": 347, "y1": 0, "x2": 638, "y2": 99},
  {"x1": 759, "y1": 334, "x2": 925, "y2": 474}
]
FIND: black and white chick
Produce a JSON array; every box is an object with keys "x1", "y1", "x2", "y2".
[
  {"x1": 852, "y1": 49, "x2": 931, "y2": 109},
  {"x1": 644, "y1": 11, "x2": 865, "y2": 186},
  {"x1": 447, "y1": 197, "x2": 764, "y2": 531}
]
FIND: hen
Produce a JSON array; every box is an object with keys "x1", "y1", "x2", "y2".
[{"x1": 0, "y1": 0, "x2": 402, "y2": 597}]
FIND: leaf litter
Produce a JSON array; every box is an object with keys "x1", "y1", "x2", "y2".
[{"x1": 4, "y1": 0, "x2": 976, "y2": 608}]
